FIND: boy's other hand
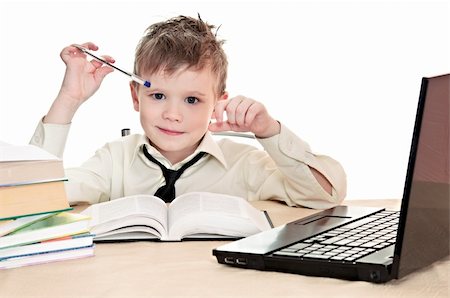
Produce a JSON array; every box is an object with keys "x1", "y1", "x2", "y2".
[{"x1": 209, "y1": 95, "x2": 281, "y2": 138}]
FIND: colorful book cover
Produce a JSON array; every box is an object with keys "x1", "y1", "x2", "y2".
[
  {"x1": 0, "y1": 246, "x2": 95, "y2": 269},
  {"x1": 0, "y1": 207, "x2": 73, "y2": 224},
  {"x1": 0, "y1": 233, "x2": 94, "y2": 261},
  {"x1": 9, "y1": 212, "x2": 90, "y2": 235},
  {"x1": 0, "y1": 212, "x2": 91, "y2": 249}
]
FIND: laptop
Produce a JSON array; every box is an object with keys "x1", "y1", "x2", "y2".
[{"x1": 213, "y1": 74, "x2": 450, "y2": 283}]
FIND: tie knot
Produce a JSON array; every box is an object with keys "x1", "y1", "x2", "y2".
[{"x1": 142, "y1": 145, "x2": 206, "y2": 202}]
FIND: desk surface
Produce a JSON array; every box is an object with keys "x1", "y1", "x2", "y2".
[{"x1": 1, "y1": 199, "x2": 448, "y2": 298}]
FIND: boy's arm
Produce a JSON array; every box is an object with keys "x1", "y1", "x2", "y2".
[
  {"x1": 30, "y1": 42, "x2": 115, "y2": 204},
  {"x1": 256, "y1": 124, "x2": 347, "y2": 209},
  {"x1": 30, "y1": 120, "x2": 112, "y2": 205},
  {"x1": 32, "y1": 42, "x2": 114, "y2": 155},
  {"x1": 210, "y1": 95, "x2": 337, "y2": 199},
  {"x1": 310, "y1": 167, "x2": 333, "y2": 195},
  {"x1": 30, "y1": 119, "x2": 71, "y2": 159}
]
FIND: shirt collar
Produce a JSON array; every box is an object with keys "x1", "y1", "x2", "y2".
[
  {"x1": 130, "y1": 132, "x2": 228, "y2": 169},
  {"x1": 197, "y1": 131, "x2": 228, "y2": 168}
]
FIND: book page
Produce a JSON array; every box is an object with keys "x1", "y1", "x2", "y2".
[
  {"x1": 168, "y1": 192, "x2": 272, "y2": 240},
  {"x1": 94, "y1": 226, "x2": 161, "y2": 241},
  {"x1": 90, "y1": 216, "x2": 164, "y2": 238},
  {"x1": 81, "y1": 195, "x2": 169, "y2": 239},
  {"x1": 0, "y1": 144, "x2": 59, "y2": 162}
]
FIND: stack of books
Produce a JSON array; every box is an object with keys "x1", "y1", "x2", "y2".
[
  {"x1": 0, "y1": 142, "x2": 70, "y2": 218},
  {"x1": 0, "y1": 142, "x2": 94, "y2": 269}
]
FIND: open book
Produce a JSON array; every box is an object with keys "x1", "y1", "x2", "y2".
[{"x1": 80, "y1": 192, "x2": 273, "y2": 241}]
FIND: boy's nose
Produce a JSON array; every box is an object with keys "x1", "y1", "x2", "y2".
[{"x1": 162, "y1": 102, "x2": 183, "y2": 122}]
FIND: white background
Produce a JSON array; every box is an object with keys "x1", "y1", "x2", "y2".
[{"x1": 0, "y1": 0, "x2": 449, "y2": 200}]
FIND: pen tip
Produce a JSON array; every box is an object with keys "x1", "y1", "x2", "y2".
[{"x1": 144, "y1": 81, "x2": 151, "y2": 88}]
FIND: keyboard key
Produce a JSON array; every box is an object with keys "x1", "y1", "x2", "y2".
[
  {"x1": 321, "y1": 237, "x2": 343, "y2": 245},
  {"x1": 334, "y1": 239, "x2": 354, "y2": 245},
  {"x1": 273, "y1": 251, "x2": 301, "y2": 257},
  {"x1": 287, "y1": 243, "x2": 312, "y2": 250},
  {"x1": 361, "y1": 242, "x2": 378, "y2": 248},
  {"x1": 341, "y1": 216, "x2": 379, "y2": 229},
  {"x1": 330, "y1": 256, "x2": 346, "y2": 260},
  {"x1": 303, "y1": 254, "x2": 331, "y2": 259}
]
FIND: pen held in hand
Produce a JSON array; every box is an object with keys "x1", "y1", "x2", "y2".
[{"x1": 73, "y1": 44, "x2": 151, "y2": 88}]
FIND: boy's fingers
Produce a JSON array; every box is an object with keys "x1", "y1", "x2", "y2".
[
  {"x1": 213, "y1": 100, "x2": 227, "y2": 123},
  {"x1": 224, "y1": 97, "x2": 244, "y2": 124},
  {"x1": 61, "y1": 45, "x2": 81, "y2": 61},
  {"x1": 66, "y1": 42, "x2": 98, "y2": 55},
  {"x1": 96, "y1": 66, "x2": 114, "y2": 80},
  {"x1": 80, "y1": 42, "x2": 98, "y2": 51},
  {"x1": 90, "y1": 55, "x2": 115, "y2": 69},
  {"x1": 235, "y1": 99, "x2": 253, "y2": 126},
  {"x1": 243, "y1": 101, "x2": 260, "y2": 126},
  {"x1": 209, "y1": 121, "x2": 232, "y2": 132},
  {"x1": 61, "y1": 42, "x2": 102, "y2": 64},
  {"x1": 100, "y1": 55, "x2": 115, "y2": 63}
]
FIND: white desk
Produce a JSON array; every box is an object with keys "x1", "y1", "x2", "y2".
[{"x1": 0, "y1": 199, "x2": 448, "y2": 298}]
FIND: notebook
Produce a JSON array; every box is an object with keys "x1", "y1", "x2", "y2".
[{"x1": 213, "y1": 74, "x2": 449, "y2": 283}]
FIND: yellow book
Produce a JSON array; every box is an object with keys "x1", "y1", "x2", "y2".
[
  {"x1": 0, "y1": 143, "x2": 70, "y2": 220},
  {"x1": 0, "y1": 181, "x2": 71, "y2": 220}
]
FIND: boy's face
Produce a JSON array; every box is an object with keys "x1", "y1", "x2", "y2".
[{"x1": 130, "y1": 65, "x2": 224, "y2": 163}]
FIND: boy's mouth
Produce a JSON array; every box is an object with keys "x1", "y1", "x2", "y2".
[{"x1": 158, "y1": 127, "x2": 184, "y2": 136}]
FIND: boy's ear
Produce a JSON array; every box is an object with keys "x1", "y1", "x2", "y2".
[
  {"x1": 219, "y1": 91, "x2": 228, "y2": 101},
  {"x1": 130, "y1": 82, "x2": 140, "y2": 112}
]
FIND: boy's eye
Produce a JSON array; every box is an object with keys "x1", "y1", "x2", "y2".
[
  {"x1": 185, "y1": 96, "x2": 199, "y2": 104},
  {"x1": 152, "y1": 93, "x2": 165, "y2": 100}
]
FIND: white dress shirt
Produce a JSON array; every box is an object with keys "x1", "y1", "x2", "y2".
[{"x1": 30, "y1": 121, "x2": 347, "y2": 209}]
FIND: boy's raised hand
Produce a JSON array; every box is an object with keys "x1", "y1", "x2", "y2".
[
  {"x1": 44, "y1": 42, "x2": 114, "y2": 124},
  {"x1": 209, "y1": 95, "x2": 281, "y2": 138},
  {"x1": 59, "y1": 42, "x2": 114, "y2": 104}
]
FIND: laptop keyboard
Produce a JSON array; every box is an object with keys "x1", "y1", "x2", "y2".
[{"x1": 272, "y1": 210, "x2": 399, "y2": 262}]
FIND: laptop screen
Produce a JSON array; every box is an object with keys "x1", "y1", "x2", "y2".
[{"x1": 394, "y1": 74, "x2": 450, "y2": 278}]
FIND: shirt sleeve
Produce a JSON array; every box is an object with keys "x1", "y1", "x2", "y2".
[
  {"x1": 29, "y1": 119, "x2": 112, "y2": 205},
  {"x1": 29, "y1": 118, "x2": 70, "y2": 159},
  {"x1": 256, "y1": 123, "x2": 347, "y2": 209}
]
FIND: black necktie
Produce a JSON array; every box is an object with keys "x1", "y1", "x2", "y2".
[{"x1": 143, "y1": 145, "x2": 206, "y2": 202}]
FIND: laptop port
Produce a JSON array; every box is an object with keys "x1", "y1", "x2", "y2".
[
  {"x1": 224, "y1": 257, "x2": 235, "y2": 264},
  {"x1": 236, "y1": 258, "x2": 248, "y2": 265}
]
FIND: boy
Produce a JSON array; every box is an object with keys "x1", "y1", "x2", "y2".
[{"x1": 30, "y1": 15, "x2": 346, "y2": 209}]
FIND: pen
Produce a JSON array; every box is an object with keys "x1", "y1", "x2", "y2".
[{"x1": 73, "y1": 44, "x2": 151, "y2": 88}]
